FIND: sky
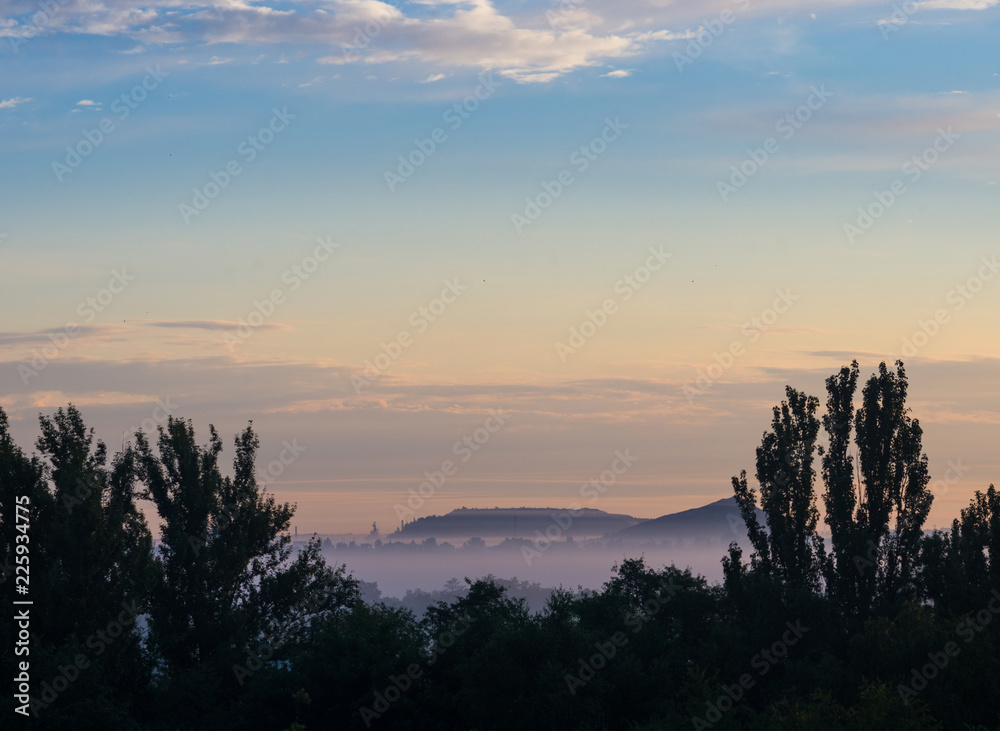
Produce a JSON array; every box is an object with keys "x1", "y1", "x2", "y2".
[{"x1": 0, "y1": 0, "x2": 998, "y2": 534}]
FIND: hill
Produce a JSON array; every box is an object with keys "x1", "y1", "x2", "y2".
[
  {"x1": 611, "y1": 496, "x2": 764, "y2": 546},
  {"x1": 392, "y1": 506, "x2": 643, "y2": 539}
]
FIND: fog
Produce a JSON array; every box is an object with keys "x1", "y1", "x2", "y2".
[{"x1": 319, "y1": 540, "x2": 735, "y2": 607}]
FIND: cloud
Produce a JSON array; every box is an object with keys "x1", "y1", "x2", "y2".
[
  {"x1": 420, "y1": 73, "x2": 447, "y2": 83},
  {"x1": 920, "y1": 0, "x2": 999, "y2": 8},
  {"x1": 0, "y1": 0, "x2": 693, "y2": 84},
  {"x1": 76, "y1": 99, "x2": 100, "y2": 106},
  {"x1": 0, "y1": 353, "x2": 995, "y2": 536},
  {"x1": 0, "y1": 325, "x2": 120, "y2": 348},
  {"x1": 0, "y1": 391, "x2": 162, "y2": 411},
  {"x1": 336, "y1": 0, "x2": 644, "y2": 83},
  {"x1": 601, "y1": 69, "x2": 632, "y2": 78},
  {"x1": 143, "y1": 319, "x2": 291, "y2": 332},
  {"x1": 3, "y1": 0, "x2": 996, "y2": 86},
  {"x1": 0, "y1": 97, "x2": 32, "y2": 110}
]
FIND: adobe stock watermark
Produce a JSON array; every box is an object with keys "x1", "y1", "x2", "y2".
[
  {"x1": 179, "y1": 107, "x2": 295, "y2": 223},
  {"x1": 394, "y1": 409, "x2": 509, "y2": 522},
  {"x1": 122, "y1": 397, "x2": 180, "y2": 444},
  {"x1": 358, "y1": 613, "x2": 476, "y2": 727},
  {"x1": 351, "y1": 278, "x2": 467, "y2": 393},
  {"x1": 337, "y1": 5, "x2": 398, "y2": 64},
  {"x1": 894, "y1": 255, "x2": 999, "y2": 357},
  {"x1": 385, "y1": 72, "x2": 501, "y2": 191},
  {"x1": 522, "y1": 449, "x2": 638, "y2": 566},
  {"x1": 930, "y1": 459, "x2": 969, "y2": 497},
  {"x1": 717, "y1": 85, "x2": 834, "y2": 202},
  {"x1": 546, "y1": 0, "x2": 585, "y2": 27},
  {"x1": 52, "y1": 66, "x2": 169, "y2": 182},
  {"x1": 511, "y1": 116, "x2": 628, "y2": 233},
  {"x1": 6, "y1": 0, "x2": 64, "y2": 53},
  {"x1": 879, "y1": 1, "x2": 919, "y2": 40},
  {"x1": 898, "y1": 590, "x2": 1000, "y2": 705},
  {"x1": 556, "y1": 246, "x2": 671, "y2": 362},
  {"x1": 691, "y1": 621, "x2": 809, "y2": 729},
  {"x1": 565, "y1": 574, "x2": 681, "y2": 694},
  {"x1": 257, "y1": 439, "x2": 307, "y2": 489},
  {"x1": 233, "y1": 582, "x2": 338, "y2": 685},
  {"x1": 682, "y1": 288, "x2": 798, "y2": 403},
  {"x1": 27, "y1": 601, "x2": 142, "y2": 717},
  {"x1": 188, "y1": 442, "x2": 305, "y2": 558},
  {"x1": 672, "y1": 0, "x2": 750, "y2": 72},
  {"x1": 17, "y1": 268, "x2": 135, "y2": 384},
  {"x1": 844, "y1": 127, "x2": 960, "y2": 243},
  {"x1": 223, "y1": 236, "x2": 340, "y2": 351}
]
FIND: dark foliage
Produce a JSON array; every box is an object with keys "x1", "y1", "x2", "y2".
[{"x1": 4, "y1": 361, "x2": 1000, "y2": 729}]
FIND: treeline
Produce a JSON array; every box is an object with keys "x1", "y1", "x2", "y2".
[
  {"x1": 366, "y1": 576, "x2": 560, "y2": 617},
  {"x1": 2, "y1": 360, "x2": 1000, "y2": 730}
]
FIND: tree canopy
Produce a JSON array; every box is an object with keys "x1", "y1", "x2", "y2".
[{"x1": 4, "y1": 361, "x2": 1000, "y2": 729}]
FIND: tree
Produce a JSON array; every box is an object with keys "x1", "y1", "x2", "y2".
[
  {"x1": 730, "y1": 361, "x2": 933, "y2": 617},
  {"x1": 0, "y1": 407, "x2": 48, "y2": 715},
  {"x1": 27, "y1": 406, "x2": 155, "y2": 727},
  {"x1": 135, "y1": 418, "x2": 356, "y2": 728},
  {"x1": 731, "y1": 386, "x2": 826, "y2": 593},
  {"x1": 819, "y1": 361, "x2": 861, "y2": 613},
  {"x1": 921, "y1": 484, "x2": 1000, "y2": 616},
  {"x1": 33, "y1": 406, "x2": 154, "y2": 647},
  {"x1": 823, "y1": 361, "x2": 933, "y2": 616}
]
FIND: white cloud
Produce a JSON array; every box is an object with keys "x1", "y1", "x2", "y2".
[
  {"x1": 601, "y1": 69, "x2": 632, "y2": 78},
  {"x1": 343, "y1": 0, "x2": 644, "y2": 84},
  {"x1": 631, "y1": 29, "x2": 697, "y2": 42},
  {"x1": 76, "y1": 99, "x2": 100, "y2": 106},
  {"x1": 0, "y1": 0, "x2": 690, "y2": 84},
  {"x1": 0, "y1": 97, "x2": 32, "y2": 110},
  {"x1": 420, "y1": 73, "x2": 447, "y2": 82},
  {"x1": 920, "y1": 0, "x2": 999, "y2": 8},
  {"x1": 204, "y1": 55, "x2": 234, "y2": 65},
  {"x1": 4, "y1": 0, "x2": 996, "y2": 86}
]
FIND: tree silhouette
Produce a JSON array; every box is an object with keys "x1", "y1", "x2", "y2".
[
  {"x1": 135, "y1": 418, "x2": 353, "y2": 728},
  {"x1": 1, "y1": 383, "x2": 999, "y2": 730},
  {"x1": 729, "y1": 362, "x2": 933, "y2": 619},
  {"x1": 730, "y1": 386, "x2": 826, "y2": 593},
  {"x1": 27, "y1": 406, "x2": 154, "y2": 727},
  {"x1": 822, "y1": 361, "x2": 932, "y2": 617}
]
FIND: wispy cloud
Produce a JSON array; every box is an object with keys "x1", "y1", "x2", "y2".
[
  {"x1": 0, "y1": 0, "x2": 701, "y2": 84},
  {"x1": 0, "y1": 325, "x2": 111, "y2": 347},
  {"x1": 0, "y1": 0, "x2": 994, "y2": 86},
  {"x1": 143, "y1": 320, "x2": 291, "y2": 332},
  {"x1": 920, "y1": 0, "x2": 999, "y2": 8},
  {"x1": 0, "y1": 97, "x2": 32, "y2": 110}
]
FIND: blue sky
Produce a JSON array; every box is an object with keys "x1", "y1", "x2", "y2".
[{"x1": 1, "y1": 0, "x2": 999, "y2": 532}]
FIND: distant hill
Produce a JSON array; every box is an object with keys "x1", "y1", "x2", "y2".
[
  {"x1": 392, "y1": 507, "x2": 643, "y2": 539},
  {"x1": 612, "y1": 497, "x2": 764, "y2": 546}
]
